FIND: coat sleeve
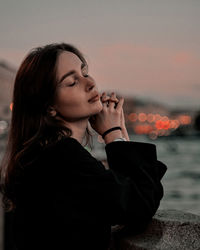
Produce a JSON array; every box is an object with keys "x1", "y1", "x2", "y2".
[
  {"x1": 104, "y1": 140, "x2": 167, "y2": 233},
  {"x1": 52, "y1": 138, "x2": 167, "y2": 234}
]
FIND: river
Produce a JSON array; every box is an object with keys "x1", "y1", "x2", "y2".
[{"x1": 90, "y1": 134, "x2": 200, "y2": 216}]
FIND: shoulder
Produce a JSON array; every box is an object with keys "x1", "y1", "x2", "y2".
[
  {"x1": 39, "y1": 136, "x2": 107, "y2": 177},
  {"x1": 40, "y1": 136, "x2": 96, "y2": 166},
  {"x1": 40, "y1": 136, "x2": 80, "y2": 154},
  {"x1": 43, "y1": 136, "x2": 89, "y2": 156}
]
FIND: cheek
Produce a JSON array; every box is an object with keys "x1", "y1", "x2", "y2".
[{"x1": 55, "y1": 90, "x2": 85, "y2": 113}]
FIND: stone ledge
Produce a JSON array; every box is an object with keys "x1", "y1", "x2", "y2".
[{"x1": 111, "y1": 209, "x2": 200, "y2": 250}]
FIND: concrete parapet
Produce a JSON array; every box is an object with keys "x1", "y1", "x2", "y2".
[{"x1": 111, "y1": 209, "x2": 200, "y2": 250}]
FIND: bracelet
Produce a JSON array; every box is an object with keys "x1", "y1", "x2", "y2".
[
  {"x1": 102, "y1": 126, "x2": 122, "y2": 139},
  {"x1": 113, "y1": 137, "x2": 127, "y2": 142}
]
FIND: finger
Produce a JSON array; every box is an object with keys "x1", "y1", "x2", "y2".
[
  {"x1": 102, "y1": 98, "x2": 110, "y2": 108},
  {"x1": 100, "y1": 92, "x2": 106, "y2": 98},
  {"x1": 121, "y1": 108, "x2": 125, "y2": 120},
  {"x1": 115, "y1": 97, "x2": 124, "y2": 112},
  {"x1": 121, "y1": 108, "x2": 125, "y2": 126},
  {"x1": 108, "y1": 92, "x2": 117, "y2": 109},
  {"x1": 102, "y1": 96, "x2": 111, "y2": 102},
  {"x1": 112, "y1": 97, "x2": 119, "y2": 108},
  {"x1": 110, "y1": 96, "x2": 119, "y2": 109},
  {"x1": 102, "y1": 100, "x2": 108, "y2": 108},
  {"x1": 109, "y1": 92, "x2": 118, "y2": 101},
  {"x1": 100, "y1": 92, "x2": 109, "y2": 108},
  {"x1": 101, "y1": 92, "x2": 111, "y2": 102},
  {"x1": 109, "y1": 97, "x2": 119, "y2": 103},
  {"x1": 102, "y1": 97, "x2": 111, "y2": 108}
]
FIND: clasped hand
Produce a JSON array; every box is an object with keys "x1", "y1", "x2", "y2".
[{"x1": 89, "y1": 92, "x2": 130, "y2": 141}]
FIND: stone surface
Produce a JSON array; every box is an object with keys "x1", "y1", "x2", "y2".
[{"x1": 111, "y1": 209, "x2": 200, "y2": 250}]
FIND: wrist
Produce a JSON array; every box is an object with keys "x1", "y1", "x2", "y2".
[
  {"x1": 104, "y1": 130, "x2": 123, "y2": 144},
  {"x1": 102, "y1": 126, "x2": 121, "y2": 139},
  {"x1": 121, "y1": 126, "x2": 130, "y2": 141}
]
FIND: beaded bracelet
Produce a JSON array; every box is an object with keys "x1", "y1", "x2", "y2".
[{"x1": 102, "y1": 126, "x2": 122, "y2": 139}]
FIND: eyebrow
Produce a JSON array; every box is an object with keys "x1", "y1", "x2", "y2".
[{"x1": 58, "y1": 63, "x2": 86, "y2": 84}]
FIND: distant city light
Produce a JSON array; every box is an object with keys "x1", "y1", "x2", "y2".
[
  {"x1": 127, "y1": 111, "x2": 192, "y2": 139},
  {"x1": 155, "y1": 114, "x2": 162, "y2": 121},
  {"x1": 147, "y1": 113, "x2": 155, "y2": 123},
  {"x1": 10, "y1": 102, "x2": 13, "y2": 111},
  {"x1": 178, "y1": 115, "x2": 191, "y2": 125},
  {"x1": 138, "y1": 113, "x2": 147, "y2": 122},
  {"x1": 128, "y1": 113, "x2": 138, "y2": 122},
  {"x1": 0, "y1": 120, "x2": 8, "y2": 130},
  {"x1": 134, "y1": 124, "x2": 154, "y2": 134},
  {"x1": 155, "y1": 120, "x2": 170, "y2": 130},
  {"x1": 0, "y1": 120, "x2": 8, "y2": 134},
  {"x1": 161, "y1": 116, "x2": 169, "y2": 121}
]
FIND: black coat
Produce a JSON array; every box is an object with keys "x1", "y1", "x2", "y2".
[{"x1": 6, "y1": 137, "x2": 167, "y2": 250}]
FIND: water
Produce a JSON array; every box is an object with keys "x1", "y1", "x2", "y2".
[
  {"x1": 90, "y1": 134, "x2": 200, "y2": 216},
  {"x1": 1, "y1": 135, "x2": 200, "y2": 216}
]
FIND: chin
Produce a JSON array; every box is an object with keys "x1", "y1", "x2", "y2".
[{"x1": 91, "y1": 103, "x2": 103, "y2": 115}]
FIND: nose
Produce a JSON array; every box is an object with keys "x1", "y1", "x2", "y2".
[{"x1": 85, "y1": 76, "x2": 96, "y2": 92}]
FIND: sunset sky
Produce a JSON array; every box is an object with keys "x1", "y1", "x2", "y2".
[{"x1": 0, "y1": 0, "x2": 200, "y2": 109}]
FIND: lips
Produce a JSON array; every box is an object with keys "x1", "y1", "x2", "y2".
[{"x1": 88, "y1": 93, "x2": 100, "y2": 102}]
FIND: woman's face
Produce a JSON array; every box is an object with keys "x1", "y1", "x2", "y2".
[{"x1": 54, "y1": 51, "x2": 103, "y2": 122}]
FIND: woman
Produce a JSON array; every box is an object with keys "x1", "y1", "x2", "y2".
[{"x1": 0, "y1": 43, "x2": 167, "y2": 250}]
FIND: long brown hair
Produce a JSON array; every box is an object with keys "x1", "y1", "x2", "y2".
[{"x1": 0, "y1": 43, "x2": 94, "y2": 211}]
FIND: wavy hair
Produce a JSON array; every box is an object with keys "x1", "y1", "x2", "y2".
[{"x1": 0, "y1": 43, "x2": 94, "y2": 211}]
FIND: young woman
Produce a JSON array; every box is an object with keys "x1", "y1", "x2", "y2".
[{"x1": 0, "y1": 43, "x2": 167, "y2": 250}]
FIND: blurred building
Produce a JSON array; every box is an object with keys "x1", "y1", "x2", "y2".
[
  {"x1": 0, "y1": 61, "x2": 15, "y2": 120},
  {"x1": 0, "y1": 61, "x2": 16, "y2": 136},
  {"x1": 123, "y1": 96, "x2": 196, "y2": 139}
]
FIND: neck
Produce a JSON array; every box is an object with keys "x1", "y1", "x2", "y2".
[{"x1": 64, "y1": 118, "x2": 89, "y2": 144}]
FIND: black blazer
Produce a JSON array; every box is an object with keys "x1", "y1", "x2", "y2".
[{"x1": 7, "y1": 137, "x2": 167, "y2": 250}]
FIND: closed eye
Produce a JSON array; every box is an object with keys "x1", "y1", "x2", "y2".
[
  {"x1": 62, "y1": 64, "x2": 89, "y2": 87},
  {"x1": 69, "y1": 81, "x2": 77, "y2": 87}
]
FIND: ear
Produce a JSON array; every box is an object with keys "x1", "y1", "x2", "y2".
[{"x1": 47, "y1": 106, "x2": 57, "y2": 117}]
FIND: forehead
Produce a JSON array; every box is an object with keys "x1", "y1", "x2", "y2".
[{"x1": 56, "y1": 51, "x2": 82, "y2": 77}]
